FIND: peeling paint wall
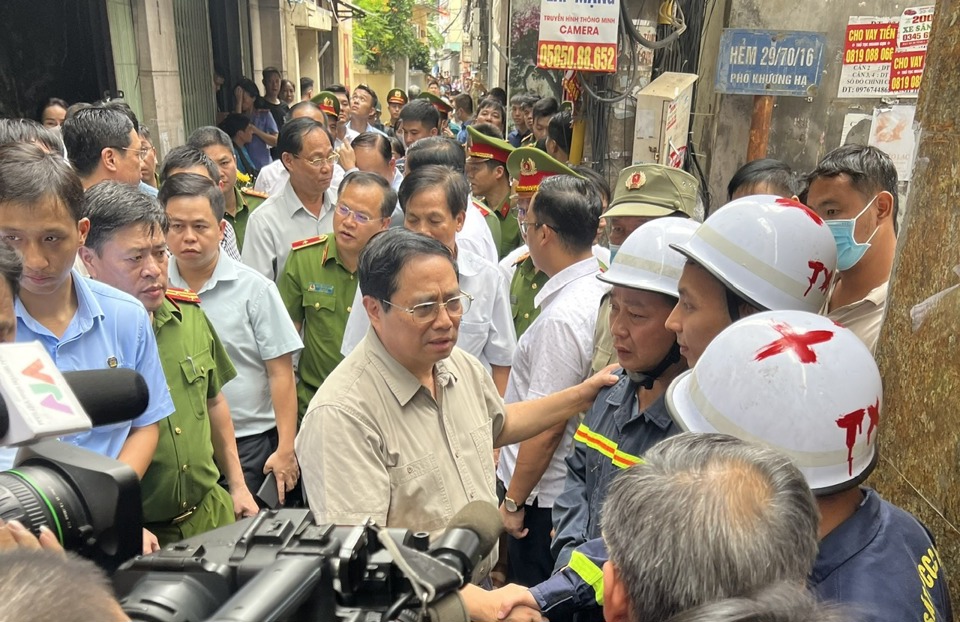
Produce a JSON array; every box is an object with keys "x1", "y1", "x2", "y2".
[{"x1": 694, "y1": 0, "x2": 921, "y2": 212}]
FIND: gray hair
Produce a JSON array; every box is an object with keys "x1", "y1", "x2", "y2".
[
  {"x1": 82, "y1": 181, "x2": 168, "y2": 254},
  {"x1": 601, "y1": 433, "x2": 819, "y2": 622},
  {"x1": 0, "y1": 550, "x2": 125, "y2": 622},
  {"x1": 664, "y1": 582, "x2": 850, "y2": 622}
]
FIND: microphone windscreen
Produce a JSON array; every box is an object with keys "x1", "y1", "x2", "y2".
[
  {"x1": 62, "y1": 369, "x2": 150, "y2": 427},
  {"x1": 444, "y1": 500, "x2": 503, "y2": 556}
]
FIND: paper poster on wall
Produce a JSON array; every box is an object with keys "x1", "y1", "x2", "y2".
[
  {"x1": 837, "y1": 6, "x2": 933, "y2": 99},
  {"x1": 868, "y1": 105, "x2": 916, "y2": 181},
  {"x1": 840, "y1": 113, "x2": 873, "y2": 146}
]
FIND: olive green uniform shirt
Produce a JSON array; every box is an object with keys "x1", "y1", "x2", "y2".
[
  {"x1": 493, "y1": 198, "x2": 522, "y2": 259},
  {"x1": 509, "y1": 254, "x2": 550, "y2": 338},
  {"x1": 591, "y1": 294, "x2": 617, "y2": 374},
  {"x1": 143, "y1": 294, "x2": 237, "y2": 544},
  {"x1": 227, "y1": 186, "x2": 267, "y2": 252},
  {"x1": 277, "y1": 235, "x2": 359, "y2": 419},
  {"x1": 474, "y1": 199, "x2": 503, "y2": 257}
]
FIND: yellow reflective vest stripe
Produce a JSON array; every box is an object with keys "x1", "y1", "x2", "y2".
[
  {"x1": 573, "y1": 423, "x2": 643, "y2": 469},
  {"x1": 569, "y1": 550, "x2": 605, "y2": 606}
]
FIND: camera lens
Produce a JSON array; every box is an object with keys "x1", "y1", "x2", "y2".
[{"x1": 0, "y1": 465, "x2": 89, "y2": 548}]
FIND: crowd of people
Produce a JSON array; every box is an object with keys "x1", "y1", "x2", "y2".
[{"x1": 0, "y1": 70, "x2": 949, "y2": 622}]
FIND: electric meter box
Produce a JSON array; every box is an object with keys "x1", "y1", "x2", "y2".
[{"x1": 631, "y1": 72, "x2": 698, "y2": 167}]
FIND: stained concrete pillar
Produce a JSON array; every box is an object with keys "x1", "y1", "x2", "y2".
[{"x1": 131, "y1": 0, "x2": 185, "y2": 157}]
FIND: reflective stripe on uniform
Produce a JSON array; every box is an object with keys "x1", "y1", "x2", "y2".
[
  {"x1": 574, "y1": 423, "x2": 644, "y2": 469},
  {"x1": 569, "y1": 550, "x2": 605, "y2": 606}
]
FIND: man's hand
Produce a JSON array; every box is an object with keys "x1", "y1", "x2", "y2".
[
  {"x1": 264, "y1": 449, "x2": 300, "y2": 505},
  {"x1": 234, "y1": 86, "x2": 245, "y2": 113},
  {"x1": 142, "y1": 528, "x2": 160, "y2": 555},
  {"x1": 231, "y1": 485, "x2": 260, "y2": 518},
  {"x1": 337, "y1": 140, "x2": 357, "y2": 170},
  {"x1": 496, "y1": 584, "x2": 541, "y2": 619},
  {"x1": 499, "y1": 503, "x2": 528, "y2": 539},
  {"x1": 0, "y1": 519, "x2": 63, "y2": 554},
  {"x1": 575, "y1": 364, "x2": 620, "y2": 411}
]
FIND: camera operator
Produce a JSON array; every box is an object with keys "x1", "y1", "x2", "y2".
[
  {"x1": 0, "y1": 549, "x2": 129, "y2": 622},
  {"x1": 296, "y1": 228, "x2": 618, "y2": 581}
]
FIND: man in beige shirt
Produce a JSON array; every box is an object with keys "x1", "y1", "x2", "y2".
[
  {"x1": 805, "y1": 145, "x2": 898, "y2": 352},
  {"x1": 295, "y1": 228, "x2": 614, "y2": 579}
]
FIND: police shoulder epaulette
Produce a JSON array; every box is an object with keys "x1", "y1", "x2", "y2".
[
  {"x1": 165, "y1": 287, "x2": 201, "y2": 305},
  {"x1": 513, "y1": 252, "x2": 530, "y2": 267},
  {"x1": 241, "y1": 188, "x2": 268, "y2": 199},
  {"x1": 472, "y1": 199, "x2": 492, "y2": 217},
  {"x1": 291, "y1": 234, "x2": 328, "y2": 251}
]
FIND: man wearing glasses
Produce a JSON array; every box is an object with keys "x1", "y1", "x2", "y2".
[
  {"x1": 242, "y1": 118, "x2": 341, "y2": 281},
  {"x1": 62, "y1": 105, "x2": 151, "y2": 192},
  {"x1": 278, "y1": 171, "x2": 394, "y2": 420},
  {"x1": 295, "y1": 228, "x2": 616, "y2": 582},
  {"x1": 497, "y1": 173, "x2": 610, "y2": 586}
]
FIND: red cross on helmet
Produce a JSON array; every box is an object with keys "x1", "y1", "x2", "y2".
[
  {"x1": 666, "y1": 310, "x2": 882, "y2": 494},
  {"x1": 670, "y1": 195, "x2": 838, "y2": 313}
]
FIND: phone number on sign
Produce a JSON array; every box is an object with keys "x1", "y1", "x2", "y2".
[{"x1": 537, "y1": 43, "x2": 616, "y2": 72}]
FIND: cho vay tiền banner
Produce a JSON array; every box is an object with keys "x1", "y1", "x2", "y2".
[{"x1": 537, "y1": 0, "x2": 620, "y2": 73}]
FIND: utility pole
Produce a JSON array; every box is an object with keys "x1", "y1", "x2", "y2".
[{"x1": 870, "y1": 0, "x2": 960, "y2": 599}]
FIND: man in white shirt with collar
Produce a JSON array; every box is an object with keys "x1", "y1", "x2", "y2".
[
  {"x1": 242, "y1": 118, "x2": 340, "y2": 282},
  {"x1": 804, "y1": 145, "x2": 898, "y2": 353},
  {"x1": 496, "y1": 174, "x2": 609, "y2": 587},
  {"x1": 344, "y1": 85, "x2": 387, "y2": 143}
]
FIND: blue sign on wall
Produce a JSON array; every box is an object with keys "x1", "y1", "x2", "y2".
[{"x1": 716, "y1": 29, "x2": 826, "y2": 97}]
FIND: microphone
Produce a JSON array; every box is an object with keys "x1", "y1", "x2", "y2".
[
  {"x1": 428, "y1": 500, "x2": 504, "y2": 586},
  {"x1": 0, "y1": 342, "x2": 150, "y2": 446}
]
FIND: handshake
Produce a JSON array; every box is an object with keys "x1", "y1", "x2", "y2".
[{"x1": 464, "y1": 583, "x2": 546, "y2": 622}]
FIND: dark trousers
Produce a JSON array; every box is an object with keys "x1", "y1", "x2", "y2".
[
  {"x1": 497, "y1": 479, "x2": 555, "y2": 587},
  {"x1": 235, "y1": 427, "x2": 278, "y2": 496}
]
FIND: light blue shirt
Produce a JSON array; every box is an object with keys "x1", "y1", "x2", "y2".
[
  {"x1": 139, "y1": 181, "x2": 159, "y2": 197},
  {"x1": 1, "y1": 272, "x2": 174, "y2": 469},
  {"x1": 168, "y1": 253, "x2": 303, "y2": 437}
]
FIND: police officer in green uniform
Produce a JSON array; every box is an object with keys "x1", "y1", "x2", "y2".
[
  {"x1": 229, "y1": 185, "x2": 267, "y2": 251},
  {"x1": 419, "y1": 92, "x2": 456, "y2": 138},
  {"x1": 78, "y1": 182, "x2": 258, "y2": 548},
  {"x1": 278, "y1": 172, "x2": 394, "y2": 418},
  {"x1": 467, "y1": 124, "x2": 523, "y2": 259},
  {"x1": 312, "y1": 91, "x2": 342, "y2": 140},
  {"x1": 590, "y1": 164, "x2": 699, "y2": 373},
  {"x1": 385, "y1": 88, "x2": 408, "y2": 138},
  {"x1": 148, "y1": 287, "x2": 245, "y2": 544},
  {"x1": 503, "y1": 147, "x2": 582, "y2": 337}
]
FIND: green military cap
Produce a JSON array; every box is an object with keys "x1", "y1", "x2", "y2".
[
  {"x1": 467, "y1": 125, "x2": 514, "y2": 164},
  {"x1": 604, "y1": 164, "x2": 699, "y2": 218},
  {"x1": 418, "y1": 91, "x2": 453, "y2": 114},
  {"x1": 506, "y1": 146, "x2": 581, "y2": 196},
  {"x1": 387, "y1": 88, "x2": 408, "y2": 105},
  {"x1": 311, "y1": 91, "x2": 341, "y2": 119}
]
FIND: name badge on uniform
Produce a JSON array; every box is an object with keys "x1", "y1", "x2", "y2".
[{"x1": 307, "y1": 283, "x2": 335, "y2": 295}]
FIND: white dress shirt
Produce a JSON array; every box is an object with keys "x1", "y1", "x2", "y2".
[
  {"x1": 499, "y1": 244, "x2": 612, "y2": 283},
  {"x1": 457, "y1": 199, "x2": 499, "y2": 265},
  {"x1": 241, "y1": 178, "x2": 338, "y2": 281},
  {"x1": 339, "y1": 249, "x2": 516, "y2": 370},
  {"x1": 256, "y1": 160, "x2": 348, "y2": 198},
  {"x1": 496, "y1": 256, "x2": 611, "y2": 507}
]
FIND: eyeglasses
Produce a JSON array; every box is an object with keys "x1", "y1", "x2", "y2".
[
  {"x1": 382, "y1": 292, "x2": 474, "y2": 324},
  {"x1": 519, "y1": 220, "x2": 557, "y2": 237},
  {"x1": 294, "y1": 152, "x2": 340, "y2": 168},
  {"x1": 335, "y1": 202, "x2": 377, "y2": 225},
  {"x1": 115, "y1": 146, "x2": 150, "y2": 161}
]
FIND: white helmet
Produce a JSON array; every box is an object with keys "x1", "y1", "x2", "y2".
[
  {"x1": 598, "y1": 218, "x2": 700, "y2": 296},
  {"x1": 666, "y1": 310, "x2": 882, "y2": 493},
  {"x1": 671, "y1": 195, "x2": 837, "y2": 313}
]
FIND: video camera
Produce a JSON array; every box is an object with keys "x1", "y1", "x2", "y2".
[{"x1": 0, "y1": 343, "x2": 501, "y2": 620}]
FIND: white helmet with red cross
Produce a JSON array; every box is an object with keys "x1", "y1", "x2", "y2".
[
  {"x1": 670, "y1": 195, "x2": 837, "y2": 313},
  {"x1": 666, "y1": 310, "x2": 882, "y2": 493}
]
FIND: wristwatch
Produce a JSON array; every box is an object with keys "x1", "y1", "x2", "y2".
[{"x1": 503, "y1": 496, "x2": 521, "y2": 513}]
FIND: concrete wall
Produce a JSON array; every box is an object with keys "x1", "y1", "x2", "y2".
[
  {"x1": 694, "y1": 0, "x2": 918, "y2": 211},
  {"x1": 131, "y1": 0, "x2": 185, "y2": 158}
]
